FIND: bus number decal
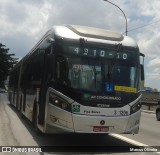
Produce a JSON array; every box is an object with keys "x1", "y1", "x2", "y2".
[
  {"x1": 123, "y1": 53, "x2": 127, "y2": 59},
  {"x1": 74, "y1": 48, "x2": 79, "y2": 54},
  {"x1": 93, "y1": 50, "x2": 97, "y2": 56},
  {"x1": 83, "y1": 48, "x2": 88, "y2": 55},
  {"x1": 114, "y1": 110, "x2": 128, "y2": 116},
  {"x1": 117, "y1": 53, "x2": 120, "y2": 59},
  {"x1": 100, "y1": 50, "x2": 105, "y2": 57},
  {"x1": 119, "y1": 110, "x2": 128, "y2": 116}
]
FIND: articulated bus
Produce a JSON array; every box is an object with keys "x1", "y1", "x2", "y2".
[{"x1": 8, "y1": 25, "x2": 145, "y2": 134}]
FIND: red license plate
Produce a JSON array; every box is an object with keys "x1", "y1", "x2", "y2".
[{"x1": 93, "y1": 126, "x2": 109, "y2": 132}]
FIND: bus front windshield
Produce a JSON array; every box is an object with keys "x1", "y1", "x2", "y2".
[
  {"x1": 57, "y1": 57, "x2": 102, "y2": 92},
  {"x1": 56, "y1": 44, "x2": 139, "y2": 93}
]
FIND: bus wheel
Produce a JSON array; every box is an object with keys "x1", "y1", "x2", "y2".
[
  {"x1": 33, "y1": 106, "x2": 42, "y2": 136},
  {"x1": 8, "y1": 92, "x2": 12, "y2": 104}
]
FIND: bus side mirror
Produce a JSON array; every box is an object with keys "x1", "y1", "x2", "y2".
[
  {"x1": 141, "y1": 64, "x2": 145, "y2": 87},
  {"x1": 140, "y1": 53, "x2": 145, "y2": 88},
  {"x1": 141, "y1": 64, "x2": 144, "y2": 81},
  {"x1": 46, "y1": 37, "x2": 55, "y2": 43}
]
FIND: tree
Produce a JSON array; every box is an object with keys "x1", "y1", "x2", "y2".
[
  {"x1": 0, "y1": 43, "x2": 18, "y2": 88},
  {"x1": 152, "y1": 88, "x2": 158, "y2": 92}
]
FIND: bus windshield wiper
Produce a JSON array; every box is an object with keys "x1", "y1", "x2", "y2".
[
  {"x1": 79, "y1": 38, "x2": 86, "y2": 52},
  {"x1": 107, "y1": 43, "x2": 122, "y2": 84}
]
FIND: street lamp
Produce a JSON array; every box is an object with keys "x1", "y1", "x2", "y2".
[{"x1": 103, "y1": 0, "x2": 128, "y2": 36}]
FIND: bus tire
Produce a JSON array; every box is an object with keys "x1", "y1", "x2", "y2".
[
  {"x1": 9, "y1": 92, "x2": 13, "y2": 105},
  {"x1": 8, "y1": 92, "x2": 12, "y2": 104},
  {"x1": 33, "y1": 104, "x2": 42, "y2": 136}
]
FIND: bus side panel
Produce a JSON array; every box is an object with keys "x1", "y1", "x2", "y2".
[
  {"x1": 45, "y1": 103, "x2": 74, "y2": 133},
  {"x1": 125, "y1": 109, "x2": 141, "y2": 134},
  {"x1": 24, "y1": 91, "x2": 36, "y2": 122}
]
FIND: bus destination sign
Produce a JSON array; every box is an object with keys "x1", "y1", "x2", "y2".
[{"x1": 63, "y1": 45, "x2": 132, "y2": 60}]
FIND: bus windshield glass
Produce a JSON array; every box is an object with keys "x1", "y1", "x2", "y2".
[{"x1": 55, "y1": 43, "x2": 139, "y2": 93}]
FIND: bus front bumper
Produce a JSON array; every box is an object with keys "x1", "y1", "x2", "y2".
[
  {"x1": 72, "y1": 110, "x2": 141, "y2": 134},
  {"x1": 45, "y1": 104, "x2": 141, "y2": 134}
]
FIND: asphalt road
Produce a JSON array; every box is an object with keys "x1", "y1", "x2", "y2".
[
  {"x1": 0, "y1": 93, "x2": 160, "y2": 155},
  {"x1": 120, "y1": 111, "x2": 160, "y2": 146}
]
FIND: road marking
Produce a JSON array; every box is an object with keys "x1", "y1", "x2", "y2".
[{"x1": 111, "y1": 134, "x2": 160, "y2": 154}]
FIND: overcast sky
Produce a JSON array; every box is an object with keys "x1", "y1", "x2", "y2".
[{"x1": 1, "y1": 0, "x2": 160, "y2": 90}]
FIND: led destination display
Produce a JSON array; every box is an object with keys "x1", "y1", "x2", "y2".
[{"x1": 63, "y1": 45, "x2": 136, "y2": 60}]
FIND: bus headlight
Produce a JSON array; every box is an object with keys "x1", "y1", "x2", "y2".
[
  {"x1": 130, "y1": 102, "x2": 141, "y2": 114},
  {"x1": 49, "y1": 93, "x2": 71, "y2": 112}
]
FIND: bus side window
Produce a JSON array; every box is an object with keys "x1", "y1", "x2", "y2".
[
  {"x1": 21, "y1": 52, "x2": 44, "y2": 90},
  {"x1": 21, "y1": 62, "x2": 30, "y2": 89},
  {"x1": 45, "y1": 46, "x2": 55, "y2": 83},
  {"x1": 30, "y1": 52, "x2": 44, "y2": 87}
]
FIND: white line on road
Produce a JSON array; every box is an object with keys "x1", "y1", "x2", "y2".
[{"x1": 111, "y1": 134, "x2": 160, "y2": 154}]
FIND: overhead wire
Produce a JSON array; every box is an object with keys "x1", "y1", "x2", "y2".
[{"x1": 125, "y1": 19, "x2": 160, "y2": 34}]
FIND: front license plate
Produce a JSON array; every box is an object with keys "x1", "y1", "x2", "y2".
[{"x1": 93, "y1": 126, "x2": 109, "y2": 132}]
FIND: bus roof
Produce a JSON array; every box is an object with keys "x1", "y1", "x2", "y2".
[
  {"x1": 11, "y1": 25, "x2": 139, "y2": 72},
  {"x1": 52, "y1": 25, "x2": 138, "y2": 47},
  {"x1": 65, "y1": 25, "x2": 124, "y2": 41}
]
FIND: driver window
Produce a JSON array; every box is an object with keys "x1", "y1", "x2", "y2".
[{"x1": 56, "y1": 56, "x2": 70, "y2": 86}]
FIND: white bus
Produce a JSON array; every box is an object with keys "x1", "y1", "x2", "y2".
[{"x1": 8, "y1": 25, "x2": 145, "y2": 134}]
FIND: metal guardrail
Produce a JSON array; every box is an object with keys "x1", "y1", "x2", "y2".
[
  {"x1": 141, "y1": 102, "x2": 157, "y2": 110},
  {"x1": 141, "y1": 96, "x2": 159, "y2": 111},
  {"x1": 141, "y1": 94, "x2": 159, "y2": 110}
]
